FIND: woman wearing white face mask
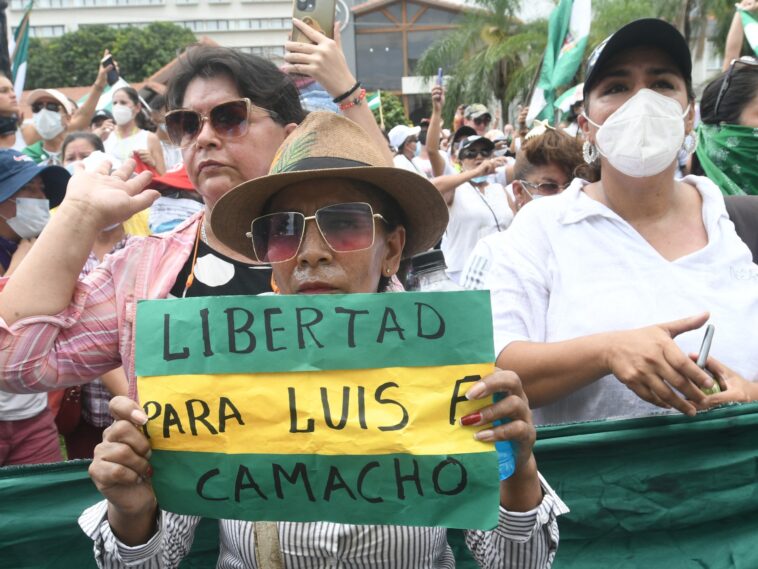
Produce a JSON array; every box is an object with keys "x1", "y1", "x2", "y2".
[
  {"x1": 465, "y1": 19, "x2": 758, "y2": 425},
  {"x1": 103, "y1": 87, "x2": 166, "y2": 175}
]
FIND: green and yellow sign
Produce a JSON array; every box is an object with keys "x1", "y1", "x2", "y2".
[{"x1": 136, "y1": 291, "x2": 500, "y2": 529}]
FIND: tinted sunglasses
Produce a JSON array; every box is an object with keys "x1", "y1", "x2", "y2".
[
  {"x1": 461, "y1": 147, "x2": 493, "y2": 159},
  {"x1": 473, "y1": 115, "x2": 491, "y2": 125},
  {"x1": 32, "y1": 101, "x2": 62, "y2": 113},
  {"x1": 247, "y1": 202, "x2": 387, "y2": 263},
  {"x1": 520, "y1": 180, "x2": 569, "y2": 196},
  {"x1": 164, "y1": 98, "x2": 279, "y2": 148},
  {"x1": 714, "y1": 56, "x2": 758, "y2": 122}
]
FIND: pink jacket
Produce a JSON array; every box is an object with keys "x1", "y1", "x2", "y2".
[{"x1": 0, "y1": 212, "x2": 202, "y2": 400}]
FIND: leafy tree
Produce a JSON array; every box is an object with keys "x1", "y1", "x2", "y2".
[
  {"x1": 371, "y1": 91, "x2": 409, "y2": 131},
  {"x1": 26, "y1": 23, "x2": 196, "y2": 89}
]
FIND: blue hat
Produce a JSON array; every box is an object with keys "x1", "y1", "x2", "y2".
[{"x1": 0, "y1": 149, "x2": 69, "y2": 207}]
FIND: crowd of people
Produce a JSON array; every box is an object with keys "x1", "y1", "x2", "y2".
[{"x1": 0, "y1": 7, "x2": 756, "y2": 569}]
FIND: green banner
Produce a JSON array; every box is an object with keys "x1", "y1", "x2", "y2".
[
  {"x1": 150, "y1": 450, "x2": 498, "y2": 530},
  {"x1": 136, "y1": 291, "x2": 494, "y2": 376}
]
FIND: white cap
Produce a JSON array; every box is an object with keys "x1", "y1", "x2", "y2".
[
  {"x1": 26, "y1": 89, "x2": 76, "y2": 116},
  {"x1": 388, "y1": 124, "x2": 421, "y2": 152}
]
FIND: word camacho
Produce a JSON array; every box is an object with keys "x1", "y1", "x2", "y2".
[{"x1": 135, "y1": 291, "x2": 504, "y2": 530}]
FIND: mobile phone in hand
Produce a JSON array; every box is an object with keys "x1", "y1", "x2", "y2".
[
  {"x1": 292, "y1": 0, "x2": 336, "y2": 43},
  {"x1": 436, "y1": 68, "x2": 443, "y2": 86},
  {"x1": 697, "y1": 324, "x2": 726, "y2": 393},
  {"x1": 101, "y1": 54, "x2": 119, "y2": 86}
]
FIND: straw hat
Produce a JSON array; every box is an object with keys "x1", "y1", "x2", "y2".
[{"x1": 211, "y1": 111, "x2": 449, "y2": 259}]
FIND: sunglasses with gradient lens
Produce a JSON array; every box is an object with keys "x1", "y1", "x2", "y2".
[
  {"x1": 31, "y1": 101, "x2": 62, "y2": 113},
  {"x1": 248, "y1": 202, "x2": 387, "y2": 263},
  {"x1": 461, "y1": 147, "x2": 493, "y2": 160},
  {"x1": 164, "y1": 98, "x2": 279, "y2": 148}
]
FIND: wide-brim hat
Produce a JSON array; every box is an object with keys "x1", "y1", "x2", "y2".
[
  {"x1": 211, "y1": 111, "x2": 449, "y2": 260},
  {"x1": 584, "y1": 19, "x2": 692, "y2": 100},
  {"x1": 0, "y1": 149, "x2": 69, "y2": 206}
]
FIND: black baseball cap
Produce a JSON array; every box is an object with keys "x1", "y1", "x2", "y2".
[
  {"x1": 583, "y1": 19, "x2": 692, "y2": 100},
  {"x1": 90, "y1": 109, "x2": 113, "y2": 125}
]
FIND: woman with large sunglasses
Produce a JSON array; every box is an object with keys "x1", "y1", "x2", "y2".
[
  {"x1": 468, "y1": 19, "x2": 758, "y2": 426},
  {"x1": 81, "y1": 111, "x2": 567, "y2": 569},
  {"x1": 432, "y1": 134, "x2": 511, "y2": 284},
  {"x1": 0, "y1": 31, "x2": 391, "y2": 412}
]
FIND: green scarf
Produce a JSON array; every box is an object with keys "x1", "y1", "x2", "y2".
[{"x1": 696, "y1": 123, "x2": 758, "y2": 196}]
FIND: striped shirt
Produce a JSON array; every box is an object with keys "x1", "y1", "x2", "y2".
[{"x1": 79, "y1": 474, "x2": 567, "y2": 568}]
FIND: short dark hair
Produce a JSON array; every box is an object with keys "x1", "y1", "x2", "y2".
[
  {"x1": 62, "y1": 131, "x2": 105, "y2": 158},
  {"x1": 700, "y1": 66, "x2": 758, "y2": 126},
  {"x1": 150, "y1": 93, "x2": 166, "y2": 112},
  {"x1": 166, "y1": 46, "x2": 305, "y2": 126}
]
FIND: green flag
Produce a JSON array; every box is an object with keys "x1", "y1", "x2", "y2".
[
  {"x1": 367, "y1": 90, "x2": 381, "y2": 111},
  {"x1": 527, "y1": 0, "x2": 591, "y2": 125},
  {"x1": 9, "y1": 0, "x2": 33, "y2": 100},
  {"x1": 739, "y1": 8, "x2": 758, "y2": 56}
]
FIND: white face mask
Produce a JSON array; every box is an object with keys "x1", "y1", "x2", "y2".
[
  {"x1": 2, "y1": 198, "x2": 50, "y2": 239},
  {"x1": 33, "y1": 109, "x2": 64, "y2": 140},
  {"x1": 584, "y1": 89, "x2": 689, "y2": 178},
  {"x1": 112, "y1": 105, "x2": 135, "y2": 126}
]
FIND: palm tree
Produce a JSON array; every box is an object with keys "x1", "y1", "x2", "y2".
[{"x1": 415, "y1": 0, "x2": 547, "y2": 123}]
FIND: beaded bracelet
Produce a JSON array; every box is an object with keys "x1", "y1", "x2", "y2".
[
  {"x1": 332, "y1": 81, "x2": 361, "y2": 104},
  {"x1": 339, "y1": 88, "x2": 367, "y2": 111}
]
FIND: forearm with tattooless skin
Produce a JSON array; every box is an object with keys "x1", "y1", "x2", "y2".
[
  {"x1": 724, "y1": 11, "x2": 745, "y2": 70},
  {"x1": 499, "y1": 455, "x2": 542, "y2": 512},
  {"x1": 0, "y1": 200, "x2": 101, "y2": 325},
  {"x1": 496, "y1": 335, "x2": 614, "y2": 409},
  {"x1": 107, "y1": 501, "x2": 159, "y2": 547}
]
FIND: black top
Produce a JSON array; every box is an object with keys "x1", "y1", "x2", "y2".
[
  {"x1": 169, "y1": 239, "x2": 273, "y2": 298},
  {"x1": 725, "y1": 195, "x2": 758, "y2": 264}
]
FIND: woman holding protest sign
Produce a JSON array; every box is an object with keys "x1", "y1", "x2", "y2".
[
  {"x1": 79, "y1": 111, "x2": 566, "y2": 568},
  {"x1": 469, "y1": 19, "x2": 758, "y2": 426}
]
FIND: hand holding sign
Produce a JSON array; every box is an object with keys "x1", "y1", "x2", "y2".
[{"x1": 89, "y1": 396, "x2": 157, "y2": 546}]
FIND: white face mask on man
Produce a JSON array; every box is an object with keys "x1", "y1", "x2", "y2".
[
  {"x1": 583, "y1": 89, "x2": 690, "y2": 178},
  {"x1": 1, "y1": 197, "x2": 51, "y2": 239},
  {"x1": 33, "y1": 109, "x2": 65, "y2": 140}
]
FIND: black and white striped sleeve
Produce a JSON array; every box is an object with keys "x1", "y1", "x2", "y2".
[
  {"x1": 464, "y1": 473, "x2": 569, "y2": 569},
  {"x1": 79, "y1": 500, "x2": 202, "y2": 568}
]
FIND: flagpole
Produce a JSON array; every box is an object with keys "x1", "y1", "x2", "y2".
[
  {"x1": 526, "y1": 55, "x2": 544, "y2": 108},
  {"x1": 378, "y1": 89, "x2": 385, "y2": 131},
  {"x1": 0, "y1": 0, "x2": 11, "y2": 77}
]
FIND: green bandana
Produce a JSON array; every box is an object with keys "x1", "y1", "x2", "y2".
[{"x1": 695, "y1": 123, "x2": 758, "y2": 196}]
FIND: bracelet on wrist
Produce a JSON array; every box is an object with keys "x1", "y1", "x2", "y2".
[
  {"x1": 339, "y1": 88, "x2": 367, "y2": 111},
  {"x1": 333, "y1": 81, "x2": 361, "y2": 104}
]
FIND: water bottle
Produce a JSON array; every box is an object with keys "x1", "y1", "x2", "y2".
[
  {"x1": 409, "y1": 250, "x2": 515, "y2": 481},
  {"x1": 408, "y1": 250, "x2": 463, "y2": 291}
]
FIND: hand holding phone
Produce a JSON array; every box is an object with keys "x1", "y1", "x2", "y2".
[
  {"x1": 101, "y1": 54, "x2": 119, "y2": 86},
  {"x1": 436, "y1": 67, "x2": 443, "y2": 86},
  {"x1": 292, "y1": 0, "x2": 336, "y2": 43},
  {"x1": 696, "y1": 324, "x2": 727, "y2": 394}
]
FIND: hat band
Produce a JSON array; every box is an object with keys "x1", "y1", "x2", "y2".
[{"x1": 277, "y1": 157, "x2": 371, "y2": 173}]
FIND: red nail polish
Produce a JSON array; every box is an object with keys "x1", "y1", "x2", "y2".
[
  {"x1": 146, "y1": 465, "x2": 154, "y2": 478},
  {"x1": 460, "y1": 412, "x2": 482, "y2": 426}
]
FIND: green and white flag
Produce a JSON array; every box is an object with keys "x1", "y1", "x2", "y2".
[
  {"x1": 739, "y1": 8, "x2": 758, "y2": 56},
  {"x1": 527, "y1": 0, "x2": 591, "y2": 125},
  {"x1": 367, "y1": 90, "x2": 381, "y2": 111},
  {"x1": 555, "y1": 82, "x2": 583, "y2": 113},
  {"x1": 9, "y1": 0, "x2": 33, "y2": 100},
  {"x1": 77, "y1": 77, "x2": 130, "y2": 111}
]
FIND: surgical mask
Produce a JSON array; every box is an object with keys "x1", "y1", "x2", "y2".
[
  {"x1": 33, "y1": 109, "x2": 64, "y2": 140},
  {"x1": 0, "y1": 113, "x2": 18, "y2": 136},
  {"x1": 1, "y1": 198, "x2": 50, "y2": 239},
  {"x1": 148, "y1": 196, "x2": 204, "y2": 234},
  {"x1": 112, "y1": 105, "x2": 134, "y2": 126},
  {"x1": 414, "y1": 142, "x2": 422, "y2": 157},
  {"x1": 583, "y1": 89, "x2": 689, "y2": 178},
  {"x1": 470, "y1": 175, "x2": 488, "y2": 184}
]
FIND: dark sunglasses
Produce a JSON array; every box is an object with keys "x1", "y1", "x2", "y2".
[
  {"x1": 461, "y1": 147, "x2": 493, "y2": 159},
  {"x1": 473, "y1": 115, "x2": 491, "y2": 125},
  {"x1": 31, "y1": 101, "x2": 62, "y2": 113},
  {"x1": 520, "y1": 180, "x2": 569, "y2": 196},
  {"x1": 164, "y1": 98, "x2": 279, "y2": 148},
  {"x1": 713, "y1": 56, "x2": 758, "y2": 122},
  {"x1": 247, "y1": 202, "x2": 388, "y2": 263}
]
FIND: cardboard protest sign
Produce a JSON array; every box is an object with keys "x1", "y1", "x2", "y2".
[{"x1": 136, "y1": 291, "x2": 503, "y2": 530}]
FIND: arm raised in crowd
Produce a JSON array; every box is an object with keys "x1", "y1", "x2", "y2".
[
  {"x1": 69, "y1": 53, "x2": 112, "y2": 132},
  {"x1": 0, "y1": 160, "x2": 156, "y2": 325},
  {"x1": 426, "y1": 84, "x2": 447, "y2": 177},
  {"x1": 283, "y1": 20, "x2": 394, "y2": 165},
  {"x1": 724, "y1": 1, "x2": 758, "y2": 70},
  {"x1": 431, "y1": 157, "x2": 505, "y2": 206}
]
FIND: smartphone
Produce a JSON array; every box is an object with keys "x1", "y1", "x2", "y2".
[
  {"x1": 436, "y1": 67, "x2": 443, "y2": 86},
  {"x1": 292, "y1": 0, "x2": 335, "y2": 42},
  {"x1": 696, "y1": 324, "x2": 726, "y2": 393},
  {"x1": 101, "y1": 54, "x2": 119, "y2": 86}
]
